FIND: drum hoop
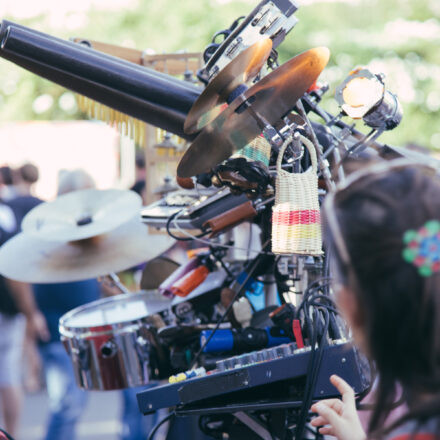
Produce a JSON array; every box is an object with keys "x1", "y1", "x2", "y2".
[
  {"x1": 59, "y1": 290, "x2": 170, "y2": 338},
  {"x1": 60, "y1": 320, "x2": 148, "y2": 340}
]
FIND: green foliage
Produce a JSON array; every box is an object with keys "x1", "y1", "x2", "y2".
[{"x1": 0, "y1": 0, "x2": 439, "y2": 150}]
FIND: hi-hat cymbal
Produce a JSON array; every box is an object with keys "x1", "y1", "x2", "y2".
[
  {"x1": 177, "y1": 47, "x2": 330, "y2": 178},
  {"x1": 22, "y1": 189, "x2": 142, "y2": 242},
  {"x1": 184, "y1": 39, "x2": 272, "y2": 135},
  {"x1": 0, "y1": 219, "x2": 175, "y2": 283}
]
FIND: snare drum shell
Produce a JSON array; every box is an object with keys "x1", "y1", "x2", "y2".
[{"x1": 59, "y1": 292, "x2": 171, "y2": 391}]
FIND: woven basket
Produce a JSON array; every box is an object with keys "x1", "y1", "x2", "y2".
[
  {"x1": 272, "y1": 134, "x2": 323, "y2": 255},
  {"x1": 233, "y1": 135, "x2": 271, "y2": 166}
]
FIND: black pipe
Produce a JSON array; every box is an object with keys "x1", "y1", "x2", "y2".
[{"x1": 0, "y1": 21, "x2": 200, "y2": 140}]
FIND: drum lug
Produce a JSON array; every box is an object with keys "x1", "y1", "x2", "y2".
[
  {"x1": 136, "y1": 336, "x2": 151, "y2": 361},
  {"x1": 100, "y1": 339, "x2": 118, "y2": 358},
  {"x1": 61, "y1": 337, "x2": 71, "y2": 355}
]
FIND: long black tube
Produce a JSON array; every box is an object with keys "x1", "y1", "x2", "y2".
[{"x1": 0, "y1": 21, "x2": 200, "y2": 140}]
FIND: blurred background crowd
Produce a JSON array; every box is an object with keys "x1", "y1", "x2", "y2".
[{"x1": 0, "y1": 162, "x2": 158, "y2": 440}]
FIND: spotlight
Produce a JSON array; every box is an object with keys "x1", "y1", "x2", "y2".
[{"x1": 335, "y1": 68, "x2": 402, "y2": 130}]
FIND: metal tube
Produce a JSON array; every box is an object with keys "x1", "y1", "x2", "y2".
[{"x1": 0, "y1": 21, "x2": 201, "y2": 139}]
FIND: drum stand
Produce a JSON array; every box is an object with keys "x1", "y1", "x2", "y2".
[
  {"x1": 100, "y1": 272, "x2": 132, "y2": 294},
  {"x1": 175, "y1": 401, "x2": 319, "y2": 440}
]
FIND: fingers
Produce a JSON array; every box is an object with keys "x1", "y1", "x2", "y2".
[
  {"x1": 330, "y1": 375, "x2": 355, "y2": 405},
  {"x1": 311, "y1": 399, "x2": 344, "y2": 417},
  {"x1": 318, "y1": 426, "x2": 335, "y2": 436},
  {"x1": 310, "y1": 416, "x2": 328, "y2": 427},
  {"x1": 310, "y1": 401, "x2": 340, "y2": 427},
  {"x1": 311, "y1": 399, "x2": 343, "y2": 427}
]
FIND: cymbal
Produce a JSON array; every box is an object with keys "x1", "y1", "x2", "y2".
[
  {"x1": 22, "y1": 189, "x2": 142, "y2": 242},
  {"x1": 177, "y1": 47, "x2": 330, "y2": 178},
  {"x1": 184, "y1": 39, "x2": 272, "y2": 135},
  {"x1": 0, "y1": 219, "x2": 175, "y2": 283}
]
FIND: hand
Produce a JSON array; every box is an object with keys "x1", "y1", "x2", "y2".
[
  {"x1": 310, "y1": 375, "x2": 366, "y2": 440},
  {"x1": 27, "y1": 310, "x2": 50, "y2": 342}
]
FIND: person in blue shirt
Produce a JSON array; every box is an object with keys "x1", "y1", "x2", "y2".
[
  {"x1": 33, "y1": 280, "x2": 101, "y2": 440},
  {"x1": 33, "y1": 168, "x2": 159, "y2": 440},
  {"x1": 32, "y1": 169, "x2": 100, "y2": 440}
]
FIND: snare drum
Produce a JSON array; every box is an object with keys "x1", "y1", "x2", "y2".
[{"x1": 59, "y1": 291, "x2": 171, "y2": 391}]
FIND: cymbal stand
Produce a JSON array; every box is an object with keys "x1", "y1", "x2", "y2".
[
  {"x1": 295, "y1": 99, "x2": 335, "y2": 190},
  {"x1": 107, "y1": 272, "x2": 131, "y2": 294}
]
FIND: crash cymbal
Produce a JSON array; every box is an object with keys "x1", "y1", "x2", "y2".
[
  {"x1": 0, "y1": 219, "x2": 175, "y2": 283},
  {"x1": 184, "y1": 39, "x2": 273, "y2": 135},
  {"x1": 177, "y1": 47, "x2": 330, "y2": 178},
  {"x1": 22, "y1": 189, "x2": 141, "y2": 242}
]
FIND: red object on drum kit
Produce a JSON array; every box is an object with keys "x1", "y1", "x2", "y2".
[
  {"x1": 170, "y1": 265, "x2": 210, "y2": 297},
  {"x1": 292, "y1": 319, "x2": 305, "y2": 349},
  {"x1": 176, "y1": 176, "x2": 195, "y2": 189},
  {"x1": 158, "y1": 256, "x2": 201, "y2": 297}
]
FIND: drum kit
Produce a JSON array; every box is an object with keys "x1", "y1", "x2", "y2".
[
  {"x1": 0, "y1": 188, "x2": 177, "y2": 391},
  {"x1": 0, "y1": 32, "x2": 337, "y2": 398}
]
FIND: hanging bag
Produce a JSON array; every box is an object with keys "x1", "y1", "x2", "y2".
[{"x1": 272, "y1": 134, "x2": 323, "y2": 255}]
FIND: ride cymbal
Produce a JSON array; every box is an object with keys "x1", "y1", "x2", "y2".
[
  {"x1": 22, "y1": 189, "x2": 142, "y2": 242},
  {"x1": 184, "y1": 39, "x2": 272, "y2": 135},
  {"x1": 177, "y1": 47, "x2": 330, "y2": 178},
  {"x1": 0, "y1": 219, "x2": 175, "y2": 283}
]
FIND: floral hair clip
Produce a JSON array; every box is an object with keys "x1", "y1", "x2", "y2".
[{"x1": 402, "y1": 220, "x2": 440, "y2": 277}]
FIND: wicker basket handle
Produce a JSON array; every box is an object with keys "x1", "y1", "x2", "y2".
[{"x1": 276, "y1": 134, "x2": 318, "y2": 175}]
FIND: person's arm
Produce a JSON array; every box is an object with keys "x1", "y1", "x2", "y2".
[
  {"x1": 5, "y1": 279, "x2": 50, "y2": 342},
  {"x1": 310, "y1": 375, "x2": 366, "y2": 440}
]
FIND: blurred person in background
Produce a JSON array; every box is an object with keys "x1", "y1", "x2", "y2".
[
  {"x1": 9, "y1": 163, "x2": 42, "y2": 224},
  {"x1": 8, "y1": 163, "x2": 42, "y2": 392},
  {"x1": 8, "y1": 163, "x2": 45, "y2": 393},
  {"x1": 33, "y1": 168, "x2": 155, "y2": 440},
  {"x1": 0, "y1": 166, "x2": 17, "y2": 201},
  {"x1": 130, "y1": 150, "x2": 146, "y2": 204},
  {"x1": 32, "y1": 169, "x2": 101, "y2": 440},
  {"x1": 0, "y1": 195, "x2": 49, "y2": 438}
]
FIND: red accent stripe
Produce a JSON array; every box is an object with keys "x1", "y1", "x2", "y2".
[
  {"x1": 293, "y1": 319, "x2": 304, "y2": 349},
  {"x1": 273, "y1": 210, "x2": 320, "y2": 225}
]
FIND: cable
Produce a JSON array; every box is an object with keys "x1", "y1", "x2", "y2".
[
  {"x1": 295, "y1": 308, "x2": 330, "y2": 440},
  {"x1": 189, "y1": 243, "x2": 270, "y2": 369},
  {"x1": 295, "y1": 277, "x2": 332, "y2": 320},
  {"x1": 165, "y1": 211, "x2": 209, "y2": 241},
  {"x1": 147, "y1": 411, "x2": 175, "y2": 440}
]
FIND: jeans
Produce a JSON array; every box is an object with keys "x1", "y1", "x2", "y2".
[
  {"x1": 121, "y1": 386, "x2": 161, "y2": 440},
  {"x1": 39, "y1": 342, "x2": 87, "y2": 440}
]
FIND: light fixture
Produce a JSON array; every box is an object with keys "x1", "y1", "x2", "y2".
[{"x1": 335, "y1": 68, "x2": 402, "y2": 130}]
